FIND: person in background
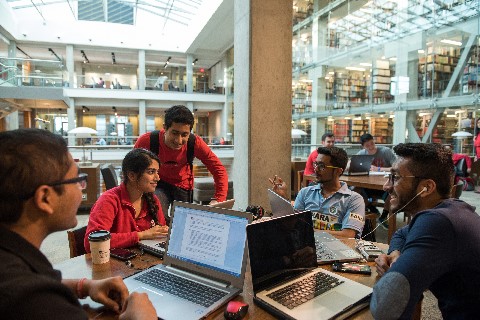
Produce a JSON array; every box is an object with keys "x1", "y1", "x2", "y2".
[
  {"x1": 304, "y1": 132, "x2": 335, "y2": 175},
  {"x1": 271, "y1": 146, "x2": 365, "y2": 238},
  {"x1": 355, "y1": 133, "x2": 396, "y2": 228},
  {"x1": 0, "y1": 129, "x2": 156, "y2": 320},
  {"x1": 85, "y1": 148, "x2": 168, "y2": 252},
  {"x1": 97, "y1": 77, "x2": 105, "y2": 88},
  {"x1": 371, "y1": 143, "x2": 480, "y2": 319},
  {"x1": 474, "y1": 118, "x2": 480, "y2": 159},
  {"x1": 134, "y1": 105, "x2": 228, "y2": 218},
  {"x1": 95, "y1": 137, "x2": 107, "y2": 145}
]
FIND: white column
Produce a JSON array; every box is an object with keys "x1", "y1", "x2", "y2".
[
  {"x1": 138, "y1": 50, "x2": 145, "y2": 90},
  {"x1": 66, "y1": 45, "x2": 74, "y2": 88},
  {"x1": 139, "y1": 100, "x2": 146, "y2": 135},
  {"x1": 186, "y1": 55, "x2": 193, "y2": 93}
]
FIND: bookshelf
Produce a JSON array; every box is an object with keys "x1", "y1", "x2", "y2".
[
  {"x1": 372, "y1": 60, "x2": 393, "y2": 104},
  {"x1": 326, "y1": 71, "x2": 368, "y2": 109},
  {"x1": 371, "y1": 118, "x2": 393, "y2": 144},
  {"x1": 461, "y1": 45, "x2": 480, "y2": 94},
  {"x1": 292, "y1": 82, "x2": 312, "y2": 114},
  {"x1": 418, "y1": 45, "x2": 460, "y2": 97}
]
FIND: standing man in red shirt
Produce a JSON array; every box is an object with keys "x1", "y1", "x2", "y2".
[
  {"x1": 304, "y1": 132, "x2": 335, "y2": 175},
  {"x1": 135, "y1": 105, "x2": 228, "y2": 218}
]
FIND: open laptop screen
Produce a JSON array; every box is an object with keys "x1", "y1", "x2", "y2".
[
  {"x1": 167, "y1": 204, "x2": 249, "y2": 278},
  {"x1": 247, "y1": 211, "x2": 317, "y2": 288}
]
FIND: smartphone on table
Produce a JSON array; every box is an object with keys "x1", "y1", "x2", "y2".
[
  {"x1": 332, "y1": 262, "x2": 372, "y2": 275},
  {"x1": 110, "y1": 248, "x2": 137, "y2": 261}
]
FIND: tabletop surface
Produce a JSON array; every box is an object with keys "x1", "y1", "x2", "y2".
[{"x1": 55, "y1": 239, "x2": 388, "y2": 320}]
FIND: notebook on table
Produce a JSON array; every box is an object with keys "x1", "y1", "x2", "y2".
[
  {"x1": 138, "y1": 236, "x2": 167, "y2": 258},
  {"x1": 246, "y1": 211, "x2": 372, "y2": 320},
  {"x1": 124, "y1": 201, "x2": 251, "y2": 320},
  {"x1": 343, "y1": 155, "x2": 375, "y2": 176}
]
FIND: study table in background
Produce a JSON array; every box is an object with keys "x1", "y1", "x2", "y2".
[
  {"x1": 302, "y1": 173, "x2": 396, "y2": 243},
  {"x1": 54, "y1": 239, "x2": 388, "y2": 320}
]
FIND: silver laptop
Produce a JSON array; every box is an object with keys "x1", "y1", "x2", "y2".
[
  {"x1": 343, "y1": 155, "x2": 375, "y2": 176},
  {"x1": 247, "y1": 211, "x2": 372, "y2": 320},
  {"x1": 268, "y1": 189, "x2": 295, "y2": 217},
  {"x1": 315, "y1": 231, "x2": 362, "y2": 264},
  {"x1": 124, "y1": 201, "x2": 251, "y2": 320}
]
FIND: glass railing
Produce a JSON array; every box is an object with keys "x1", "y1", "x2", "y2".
[{"x1": 0, "y1": 57, "x2": 65, "y2": 87}]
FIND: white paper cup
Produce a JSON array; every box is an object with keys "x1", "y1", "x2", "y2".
[{"x1": 88, "y1": 230, "x2": 111, "y2": 264}]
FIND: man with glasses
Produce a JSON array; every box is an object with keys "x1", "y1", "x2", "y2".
[
  {"x1": 0, "y1": 129, "x2": 156, "y2": 319},
  {"x1": 371, "y1": 143, "x2": 480, "y2": 319},
  {"x1": 272, "y1": 146, "x2": 365, "y2": 238},
  {"x1": 304, "y1": 132, "x2": 335, "y2": 175}
]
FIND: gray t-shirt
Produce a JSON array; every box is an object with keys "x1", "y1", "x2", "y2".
[{"x1": 357, "y1": 146, "x2": 396, "y2": 168}]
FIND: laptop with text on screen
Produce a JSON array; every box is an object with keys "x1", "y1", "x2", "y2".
[
  {"x1": 247, "y1": 211, "x2": 372, "y2": 320},
  {"x1": 124, "y1": 201, "x2": 251, "y2": 320},
  {"x1": 343, "y1": 155, "x2": 375, "y2": 176}
]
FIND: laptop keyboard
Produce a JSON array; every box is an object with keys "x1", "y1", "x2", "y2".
[
  {"x1": 267, "y1": 271, "x2": 344, "y2": 309},
  {"x1": 134, "y1": 269, "x2": 227, "y2": 307}
]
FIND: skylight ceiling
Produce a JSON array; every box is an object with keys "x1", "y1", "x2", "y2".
[
  {"x1": 7, "y1": 0, "x2": 201, "y2": 27},
  {"x1": 5, "y1": 0, "x2": 221, "y2": 50},
  {"x1": 328, "y1": 0, "x2": 480, "y2": 48}
]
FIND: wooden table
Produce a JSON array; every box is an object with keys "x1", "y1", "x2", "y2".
[
  {"x1": 303, "y1": 174, "x2": 396, "y2": 243},
  {"x1": 55, "y1": 241, "x2": 387, "y2": 320}
]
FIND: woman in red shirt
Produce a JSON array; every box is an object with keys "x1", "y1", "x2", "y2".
[{"x1": 84, "y1": 148, "x2": 168, "y2": 252}]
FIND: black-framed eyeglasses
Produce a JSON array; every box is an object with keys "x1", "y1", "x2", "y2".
[
  {"x1": 387, "y1": 172, "x2": 423, "y2": 185},
  {"x1": 313, "y1": 162, "x2": 341, "y2": 171},
  {"x1": 48, "y1": 173, "x2": 88, "y2": 190}
]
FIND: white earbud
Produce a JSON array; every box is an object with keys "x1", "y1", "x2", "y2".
[{"x1": 421, "y1": 187, "x2": 427, "y2": 193}]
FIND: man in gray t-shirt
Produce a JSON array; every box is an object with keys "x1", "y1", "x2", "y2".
[
  {"x1": 356, "y1": 133, "x2": 396, "y2": 228},
  {"x1": 356, "y1": 134, "x2": 396, "y2": 171}
]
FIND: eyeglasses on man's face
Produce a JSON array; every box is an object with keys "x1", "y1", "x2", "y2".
[
  {"x1": 387, "y1": 172, "x2": 422, "y2": 185},
  {"x1": 48, "y1": 173, "x2": 88, "y2": 190},
  {"x1": 313, "y1": 162, "x2": 341, "y2": 171}
]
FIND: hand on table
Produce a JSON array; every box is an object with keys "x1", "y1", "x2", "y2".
[
  {"x1": 86, "y1": 276, "x2": 129, "y2": 313},
  {"x1": 139, "y1": 225, "x2": 169, "y2": 240},
  {"x1": 375, "y1": 250, "x2": 401, "y2": 277},
  {"x1": 119, "y1": 292, "x2": 157, "y2": 320}
]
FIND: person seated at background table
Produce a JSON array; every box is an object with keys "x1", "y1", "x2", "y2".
[
  {"x1": 355, "y1": 133, "x2": 396, "y2": 228},
  {"x1": 95, "y1": 137, "x2": 107, "y2": 145},
  {"x1": 371, "y1": 143, "x2": 480, "y2": 319},
  {"x1": 271, "y1": 146, "x2": 365, "y2": 238},
  {"x1": 84, "y1": 148, "x2": 168, "y2": 253},
  {"x1": 0, "y1": 128, "x2": 156, "y2": 320},
  {"x1": 304, "y1": 132, "x2": 335, "y2": 175}
]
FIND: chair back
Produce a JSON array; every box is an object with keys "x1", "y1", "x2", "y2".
[
  {"x1": 101, "y1": 164, "x2": 118, "y2": 190},
  {"x1": 451, "y1": 180, "x2": 464, "y2": 199},
  {"x1": 455, "y1": 157, "x2": 468, "y2": 177},
  {"x1": 67, "y1": 226, "x2": 87, "y2": 258}
]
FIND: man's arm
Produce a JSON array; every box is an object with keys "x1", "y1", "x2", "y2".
[
  {"x1": 194, "y1": 137, "x2": 228, "y2": 202},
  {"x1": 371, "y1": 213, "x2": 455, "y2": 319}
]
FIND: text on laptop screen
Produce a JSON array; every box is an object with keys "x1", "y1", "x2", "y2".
[
  {"x1": 247, "y1": 211, "x2": 317, "y2": 281},
  {"x1": 167, "y1": 205, "x2": 248, "y2": 278}
]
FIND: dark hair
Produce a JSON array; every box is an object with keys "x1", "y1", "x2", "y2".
[
  {"x1": 321, "y1": 132, "x2": 334, "y2": 142},
  {"x1": 0, "y1": 129, "x2": 70, "y2": 223},
  {"x1": 164, "y1": 105, "x2": 195, "y2": 130},
  {"x1": 122, "y1": 148, "x2": 162, "y2": 225},
  {"x1": 360, "y1": 133, "x2": 374, "y2": 145},
  {"x1": 316, "y1": 146, "x2": 349, "y2": 170},
  {"x1": 393, "y1": 143, "x2": 454, "y2": 198}
]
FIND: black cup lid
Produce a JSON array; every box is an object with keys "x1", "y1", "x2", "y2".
[{"x1": 88, "y1": 230, "x2": 111, "y2": 241}]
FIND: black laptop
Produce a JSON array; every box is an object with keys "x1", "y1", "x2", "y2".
[
  {"x1": 246, "y1": 211, "x2": 372, "y2": 320},
  {"x1": 343, "y1": 155, "x2": 375, "y2": 176}
]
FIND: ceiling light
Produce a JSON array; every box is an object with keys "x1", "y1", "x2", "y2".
[
  {"x1": 82, "y1": 106, "x2": 90, "y2": 113},
  {"x1": 111, "y1": 52, "x2": 116, "y2": 64},
  {"x1": 418, "y1": 49, "x2": 425, "y2": 54},
  {"x1": 359, "y1": 63, "x2": 372, "y2": 67},
  {"x1": 346, "y1": 67, "x2": 366, "y2": 71},
  {"x1": 192, "y1": 58, "x2": 198, "y2": 66},
  {"x1": 164, "y1": 56, "x2": 171, "y2": 69},
  {"x1": 80, "y1": 50, "x2": 89, "y2": 63},
  {"x1": 48, "y1": 48, "x2": 62, "y2": 62},
  {"x1": 112, "y1": 106, "x2": 117, "y2": 116},
  {"x1": 440, "y1": 39, "x2": 462, "y2": 46}
]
